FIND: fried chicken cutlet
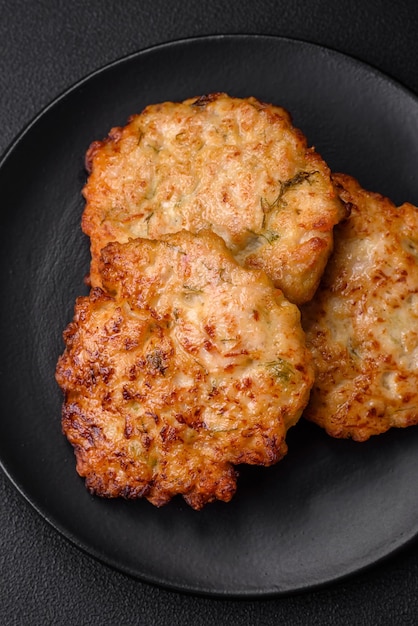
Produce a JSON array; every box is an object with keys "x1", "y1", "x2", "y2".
[
  {"x1": 82, "y1": 93, "x2": 345, "y2": 305},
  {"x1": 56, "y1": 229, "x2": 314, "y2": 509},
  {"x1": 301, "y1": 173, "x2": 418, "y2": 441}
]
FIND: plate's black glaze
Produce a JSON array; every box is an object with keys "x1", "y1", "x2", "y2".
[{"x1": 2, "y1": 35, "x2": 418, "y2": 597}]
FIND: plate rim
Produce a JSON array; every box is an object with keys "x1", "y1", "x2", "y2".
[{"x1": 2, "y1": 32, "x2": 418, "y2": 168}]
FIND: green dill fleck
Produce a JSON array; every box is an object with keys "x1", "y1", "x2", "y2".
[
  {"x1": 164, "y1": 242, "x2": 187, "y2": 255},
  {"x1": 191, "y1": 357, "x2": 208, "y2": 375},
  {"x1": 262, "y1": 230, "x2": 280, "y2": 244},
  {"x1": 282, "y1": 170, "x2": 319, "y2": 192},
  {"x1": 260, "y1": 196, "x2": 272, "y2": 214},
  {"x1": 183, "y1": 284, "x2": 204, "y2": 294},
  {"x1": 403, "y1": 238, "x2": 418, "y2": 258},
  {"x1": 246, "y1": 228, "x2": 280, "y2": 245},
  {"x1": 348, "y1": 339, "x2": 361, "y2": 359},
  {"x1": 208, "y1": 379, "x2": 219, "y2": 397},
  {"x1": 261, "y1": 170, "x2": 319, "y2": 218},
  {"x1": 217, "y1": 267, "x2": 233, "y2": 285},
  {"x1": 265, "y1": 359, "x2": 294, "y2": 381},
  {"x1": 146, "y1": 349, "x2": 168, "y2": 375},
  {"x1": 144, "y1": 211, "x2": 154, "y2": 234}
]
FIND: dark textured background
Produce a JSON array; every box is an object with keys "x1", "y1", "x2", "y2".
[{"x1": 2, "y1": 1, "x2": 418, "y2": 624}]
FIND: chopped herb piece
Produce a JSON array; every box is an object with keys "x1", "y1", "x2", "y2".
[
  {"x1": 262, "y1": 230, "x2": 280, "y2": 244},
  {"x1": 144, "y1": 211, "x2": 154, "y2": 234},
  {"x1": 265, "y1": 359, "x2": 293, "y2": 381},
  {"x1": 403, "y1": 238, "x2": 418, "y2": 258},
  {"x1": 164, "y1": 242, "x2": 187, "y2": 255},
  {"x1": 247, "y1": 228, "x2": 280, "y2": 245},
  {"x1": 146, "y1": 349, "x2": 168, "y2": 375},
  {"x1": 183, "y1": 284, "x2": 204, "y2": 294},
  {"x1": 261, "y1": 170, "x2": 319, "y2": 215}
]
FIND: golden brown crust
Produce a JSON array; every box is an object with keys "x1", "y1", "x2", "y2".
[
  {"x1": 56, "y1": 230, "x2": 313, "y2": 508},
  {"x1": 82, "y1": 93, "x2": 345, "y2": 304},
  {"x1": 301, "y1": 173, "x2": 418, "y2": 441}
]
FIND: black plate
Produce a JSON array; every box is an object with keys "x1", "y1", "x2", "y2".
[{"x1": 2, "y1": 34, "x2": 418, "y2": 597}]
